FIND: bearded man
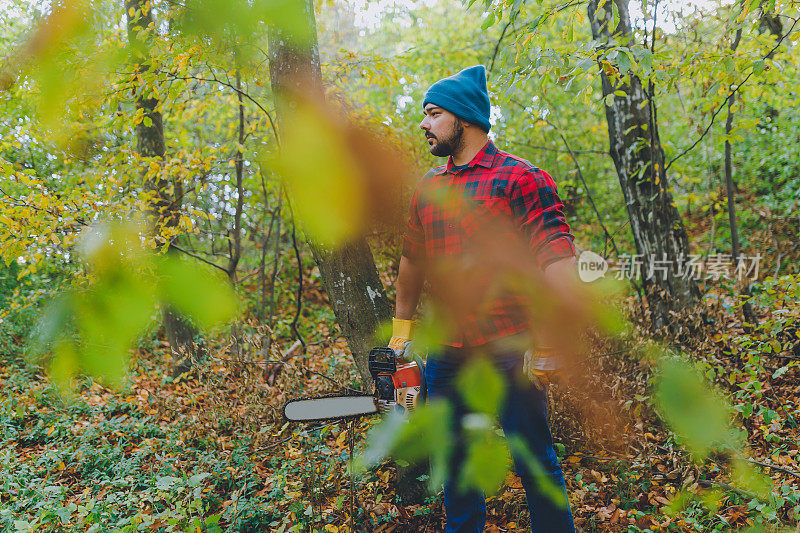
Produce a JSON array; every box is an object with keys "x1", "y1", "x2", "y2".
[{"x1": 389, "y1": 65, "x2": 576, "y2": 533}]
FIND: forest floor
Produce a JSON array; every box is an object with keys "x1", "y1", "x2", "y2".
[{"x1": 2, "y1": 272, "x2": 800, "y2": 532}]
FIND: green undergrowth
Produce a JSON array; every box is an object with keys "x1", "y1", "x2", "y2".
[
  {"x1": 2, "y1": 275, "x2": 800, "y2": 532},
  {"x1": 0, "y1": 361, "x2": 330, "y2": 532}
]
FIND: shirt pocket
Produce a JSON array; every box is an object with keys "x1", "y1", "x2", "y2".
[{"x1": 459, "y1": 195, "x2": 514, "y2": 240}]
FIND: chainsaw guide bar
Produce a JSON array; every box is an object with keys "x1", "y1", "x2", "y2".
[
  {"x1": 282, "y1": 347, "x2": 426, "y2": 423},
  {"x1": 282, "y1": 393, "x2": 379, "y2": 422}
]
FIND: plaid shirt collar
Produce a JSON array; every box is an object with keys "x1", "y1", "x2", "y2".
[{"x1": 435, "y1": 140, "x2": 498, "y2": 175}]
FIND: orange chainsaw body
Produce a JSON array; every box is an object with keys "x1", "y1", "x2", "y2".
[{"x1": 370, "y1": 347, "x2": 426, "y2": 414}]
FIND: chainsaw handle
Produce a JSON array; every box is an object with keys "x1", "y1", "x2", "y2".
[
  {"x1": 368, "y1": 347, "x2": 397, "y2": 380},
  {"x1": 413, "y1": 354, "x2": 427, "y2": 403}
]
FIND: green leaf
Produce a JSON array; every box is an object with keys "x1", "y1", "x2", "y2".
[
  {"x1": 74, "y1": 272, "x2": 155, "y2": 385},
  {"x1": 157, "y1": 255, "x2": 236, "y2": 329},
  {"x1": 772, "y1": 365, "x2": 791, "y2": 379},
  {"x1": 617, "y1": 50, "x2": 631, "y2": 73},
  {"x1": 481, "y1": 11, "x2": 496, "y2": 30},
  {"x1": 459, "y1": 431, "x2": 509, "y2": 494},
  {"x1": 639, "y1": 48, "x2": 653, "y2": 70},
  {"x1": 50, "y1": 339, "x2": 79, "y2": 392},
  {"x1": 68, "y1": 223, "x2": 158, "y2": 385},
  {"x1": 508, "y1": 435, "x2": 568, "y2": 507},
  {"x1": 357, "y1": 399, "x2": 452, "y2": 489},
  {"x1": 35, "y1": 293, "x2": 73, "y2": 353},
  {"x1": 155, "y1": 475, "x2": 180, "y2": 491},
  {"x1": 457, "y1": 357, "x2": 505, "y2": 415},
  {"x1": 731, "y1": 458, "x2": 772, "y2": 498},
  {"x1": 654, "y1": 358, "x2": 735, "y2": 459},
  {"x1": 188, "y1": 472, "x2": 211, "y2": 487},
  {"x1": 181, "y1": 0, "x2": 311, "y2": 56}
]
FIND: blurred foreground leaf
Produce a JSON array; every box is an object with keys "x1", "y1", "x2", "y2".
[
  {"x1": 457, "y1": 357, "x2": 505, "y2": 415},
  {"x1": 460, "y1": 425, "x2": 509, "y2": 495},
  {"x1": 357, "y1": 399, "x2": 452, "y2": 490},
  {"x1": 270, "y1": 100, "x2": 366, "y2": 246},
  {"x1": 507, "y1": 435, "x2": 568, "y2": 508},
  {"x1": 654, "y1": 357, "x2": 735, "y2": 460},
  {"x1": 35, "y1": 221, "x2": 237, "y2": 389},
  {"x1": 8, "y1": 0, "x2": 122, "y2": 146},
  {"x1": 157, "y1": 255, "x2": 236, "y2": 329},
  {"x1": 732, "y1": 458, "x2": 773, "y2": 499},
  {"x1": 411, "y1": 306, "x2": 451, "y2": 356},
  {"x1": 180, "y1": 0, "x2": 312, "y2": 57},
  {"x1": 50, "y1": 339, "x2": 79, "y2": 392}
]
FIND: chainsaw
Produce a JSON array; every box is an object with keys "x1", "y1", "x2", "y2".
[{"x1": 282, "y1": 347, "x2": 426, "y2": 422}]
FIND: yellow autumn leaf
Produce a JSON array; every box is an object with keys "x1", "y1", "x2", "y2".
[{"x1": 271, "y1": 100, "x2": 366, "y2": 246}]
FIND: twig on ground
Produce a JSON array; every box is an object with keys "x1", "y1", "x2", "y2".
[
  {"x1": 698, "y1": 479, "x2": 760, "y2": 500},
  {"x1": 742, "y1": 457, "x2": 800, "y2": 481},
  {"x1": 253, "y1": 421, "x2": 340, "y2": 452}
]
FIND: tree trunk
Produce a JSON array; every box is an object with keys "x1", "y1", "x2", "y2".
[
  {"x1": 227, "y1": 70, "x2": 246, "y2": 283},
  {"x1": 587, "y1": 0, "x2": 700, "y2": 329},
  {"x1": 758, "y1": 1, "x2": 783, "y2": 47},
  {"x1": 266, "y1": 0, "x2": 392, "y2": 387},
  {"x1": 126, "y1": 0, "x2": 199, "y2": 375},
  {"x1": 724, "y1": 25, "x2": 758, "y2": 326}
]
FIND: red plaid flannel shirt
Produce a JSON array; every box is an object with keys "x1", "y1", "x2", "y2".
[{"x1": 402, "y1": 140, "x2": 575, "y2": 347}]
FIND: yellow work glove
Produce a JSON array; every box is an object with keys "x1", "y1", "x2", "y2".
[
  {"x1": 523, "y1": 347, "x2": 561, "y2": 390},
  {"x1": 388, "y1": 318, "x2": 413, "y2": 362}
]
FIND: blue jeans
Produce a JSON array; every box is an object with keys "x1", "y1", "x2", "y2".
[{"x1": 425, "y1": 348, "x2": 575, "y2": 533}]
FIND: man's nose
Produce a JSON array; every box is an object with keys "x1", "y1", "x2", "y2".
[{"x1": 420, "y1": 116, "x2": 430, "y2": 130}]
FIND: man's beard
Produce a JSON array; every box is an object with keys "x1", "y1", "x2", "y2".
[{"x1": 428, "y1": 120, "x2": 465, "y2": 157}]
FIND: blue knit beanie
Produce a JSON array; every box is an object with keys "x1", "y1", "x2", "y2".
[{"x1": 423, "y1": 65, "x2": 491, "y2": 132}]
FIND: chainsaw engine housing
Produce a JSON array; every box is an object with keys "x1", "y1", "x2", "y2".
[{"x1": 369, "y1": 347, "x2": 425, "y2": 414}]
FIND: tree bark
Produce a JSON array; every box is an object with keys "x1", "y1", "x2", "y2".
[
  {"x1": 266, "y1": 0, "x2": 392, "y2": 386},
  {"x1": 126, "y1": 0, "x2": 199, "y2": 375},
  {"x1": 587, "y1": 0, "x2": 700, "y2": 329},
  {"x1": 758, "y1": 1, "x2": 783, "y2": 48}
]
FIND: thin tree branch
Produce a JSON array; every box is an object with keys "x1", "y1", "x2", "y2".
[
  {"x1": 254, "y1": 421, "x2": 338, "y2": 452},
  {"x1": 508, "y1": 97, "x2": 620, "y2": 257},
  {"x1": 226, "y1": 69, "x2": 246, "y2": 284},
  {"x1": 259, "y1": 200, "x2": 280, "y2": 319},
  {"x1": 665, "y1": 15, "x2": 799, "y2": 172},
  {"x1": 489, "y1": 18, "x2": 514, "y2": 72},
  {"x1": 159, "y1": 70, "x2": 282, "y2": 149},
  {"x1": 169, "y1": 242, "x2": 229, "y2": 274},
  {"x1": 267, "y1": 195, "x2": 283, "y2": 332},
  {"x1": 290, "y1": 220, "x2": 306, "y2": 355},
  {"x1": 744, "y1": 457, "x2": 800, "y2": 481},
  {"x1": 504, "y1": 139, "x2": 607, "y2": 155},
  {"x1": 544, "y1": 115, "x2": 620, "y2": 257}
]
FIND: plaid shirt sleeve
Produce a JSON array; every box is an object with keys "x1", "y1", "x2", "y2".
[
  {"x1": 402, "y1": 186, "x2": 426, "y2": 260},
  {"x1": 509, "y1": 168, "x2": 576, "y2": 269}
]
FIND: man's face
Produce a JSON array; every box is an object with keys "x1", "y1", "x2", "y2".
[{"x1": 420, "y1": 104, "x2": 464, "y2": 157}]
